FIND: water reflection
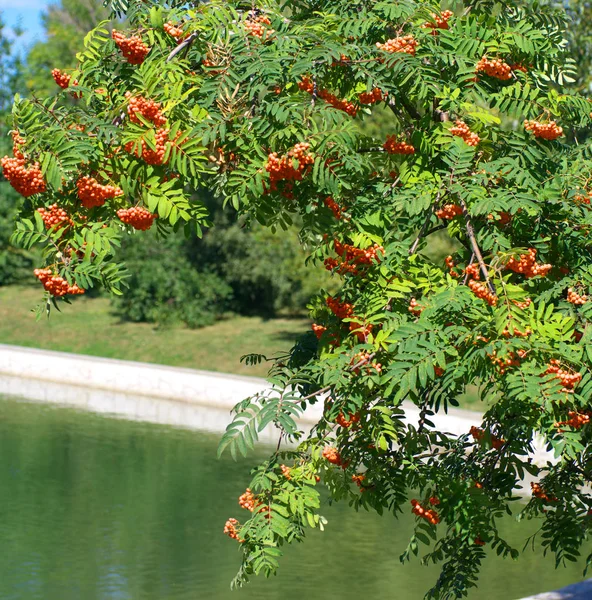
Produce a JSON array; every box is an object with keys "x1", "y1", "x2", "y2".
[{"x1": 0, "y1": 398, "x2": 584, "y2": 600}]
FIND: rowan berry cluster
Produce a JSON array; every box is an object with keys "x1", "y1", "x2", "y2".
[
  {"x1": 1, "y1": 156, "x2": 46, "y2": 197},
  {"x1": 51, "y1": 68, "x2": 77, "y2": 89},
  {"x1": 524, "y1": 120, "x2": 563, "y2": 140},
  {"x1": 326, "y1": 296, "x2": 354, "y2": 319},
  {"x1": 11, "y1": 131, "x2": 25, "y2": 159},
  {"x1": 358, "y1": 88, "x2": 384, "y2": 105},
  {"x1": 352, "y1": 474, "x2": 366, "y2": 490},
  {"x1": 555, "y1": 411, "x2": 590, "y2": 430},
  {"x1": 489, "y1": 350, "x2": 525, "y2": 374},
  {"x1": 265, "y1": 142, "x2": 314, "y2": 189},
  {"x1": 411, "y1": 499, "x2": 440, "y2": 524},
  {"x1": 531, "y1": 482, "x2": 557, "y2": 503},
  {"x1": 336, "y1": 412, "x2": 360, "y2": 428},
  {"x1": 470, "y1": 426, "x2": 504, "y2": 450},
  {"x1": 125, "y1": 93, "x2": 167, "y2": 126},
  {"x1": 408, "y1": 298, "x2": 423, "y2": 316},
  {"x1": 434, "y1": 366, "x2": 445, "y2": 377},
  {"x1": 383, "y1": 135, "x2": 415, "y2": 155},
  {"x1": 238, "y1": 488, "x2": 259, "y2": 512},
  {"x1": 323, "y1": 196, "x2": 343, "y2": 219},
  {"x1": 506, "y1": 249, "x2": 552, "y2": 278},
  {"x1": 513, "y1": 298, "x2": 532, "y2": 310},
  {"x1": 125, "y1": 128, "x2": 170, "y2": 165},
  {"x1": 244, "y1": 14, "x2": 273, "y2": 40},
  {"x1": 450, "y1": 120, "x2": 480, "y2": 146},
  {"x1": 376, "y1": 36, "x2": 418, "y2": 56},
  {"x1": 163, "y1": 21, "x2": 184, "y2": 41},
  {"x1": 312, "y1": 323, "x2": 327, "y2": 339},
  {"x1": 76, "y1": 176, "x2": 123, "y2": 208},
  {"x1": 349, "y1": 320, "x2": 373, "y2": 343},
  {"x1": 280, "y1": 464, "x2": 292, "y2": 479},
  {"x1": 567, "y1": 288, "x2": 587, "y2": 305},
  {"x1": 37, "y1": 204, "x2": 74, "y2": 230},
  {"x1": 422, "y1": 10, "x2": 454, "y2": 31},
  {"x1": 436, "y1": 203, "x2": 462, "y2": 219},
  {"x1": 112, "y1": 30, "x2": 150, "y2": 65},
  {"x1": 465, "y1": 264, "x2": 481, "y2": 280},
  {"x1": 502, "y1": 325, "x2": 531, "y2": 338},
  {"x1": 351, "y1": 351, "x2": 382, "y2": 374},
  {"x1": 469, "y1": 280, "x2": 498, "y2": 306},
  {"x1": 34, "y1": 268, "x2": 84, "y2": 297},
  {"x1": 298, "y1": 77, "x2": 357, "y2": 116},
  {"x1": 546, "y1": 360, "x2": 582, "y2": 391},
  {"x1": 325, "y1": 240, "x2": 384, "y2": 275},
  {"x1": 322, "y1": 446, "x2": 349, "y2": 468},
  {"x1": 223, "y1": 518, "x2": 241, "y2": 541},
  {"x1": 475, "y1": 57, "x2": 512, "y2": 80},
  {"x1": 117, "y1": 206, "x2": 157, "y2": 231},
  {"x1": 573, "y1": 189, "x2": 592, "y2": 205},
  {"x1": 488, "y1": 211, "x2": 512, "y2": 226},
  {"x1": 445, "y1": 255, "x2": 459, "y2": 278}
]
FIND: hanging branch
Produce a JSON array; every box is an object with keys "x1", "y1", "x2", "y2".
[{"x1": 459, "y1": 199, "x2": 496, "y2": 294}]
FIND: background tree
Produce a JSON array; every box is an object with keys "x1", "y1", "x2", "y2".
[{"x1": 3, "y1": 1, "x2": 592, "y2": 598}]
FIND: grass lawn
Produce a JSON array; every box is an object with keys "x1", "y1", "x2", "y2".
[{"x1": 0, "y1": 286, "x2": 309, "y2": 378}]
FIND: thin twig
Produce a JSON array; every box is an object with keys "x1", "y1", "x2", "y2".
[{"x1": 459, "y1": 198, "x2": 496, "y2": 294}]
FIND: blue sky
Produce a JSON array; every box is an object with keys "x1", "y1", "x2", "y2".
[{"x1": 0, "y1": 0, "x2": 49, "y2": 55}]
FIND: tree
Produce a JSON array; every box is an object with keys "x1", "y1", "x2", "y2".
[{"x1": 3, "y1": 1, "x2": 592, "y2": 597}]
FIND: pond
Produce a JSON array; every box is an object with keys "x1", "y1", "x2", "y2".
[{"x1": 0, "y1": 396, "x2": 585, "y2": 600}]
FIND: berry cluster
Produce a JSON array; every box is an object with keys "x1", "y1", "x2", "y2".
[
  {"x1": 358, "y1": 88, "x2": 384, "y2": 105},
  {"x1": 468, "y1": 280, "x2": 498, "y2": 306},
  {"x1": 1, "y1": 156, "x2": 46, "y2": 197},
  {"x1": 567, "y1": 288, "x2": 588, "y2": 305},
  {"x1": 450, "y1": 120, "x2": 480, "y2": 146},
  {"x1": 555, "y1": 411, "x2": 590, "y2": 430},
  {"x1": 349, "y1": 320, "x2": 373, "y2": 343},
  {"x1": 465, "y1": 264, "x2": 481, "y2": 280},
  {"x1": 470, "y1": 426, "x2": 504, "y2": 450},
  {"x1": 383, "y1": 135, "x2": 415, "y2": 155},
  {"x1": 336, "y1": 412, "x2": 360, "y2": 428},
  {"x1": 408, "y1": 298, "x2": 424, "y2": 316},
  {"x1": 112, "y1": 30, "x2": 150, "y2": 65},
  {"x1": 223, "y1": 518, "x2": 241, "y2": 541},
  {"x1": 280, "y1": 464, "x2": 292, "y2": 480},
  {"x1": 502, "y1": 325, "x2": 531, "y2": 338},
  {"x1": 125, "y1": 92, "x2": 167, "y2": 126},
  {"x1": 265, "y1": 142, "x2": 314, "y2": 189},
  {"x1": 34, "y1": 269, "x2": 84, "y2": 297},
  {"x1": 325, "y1": 240, "x2": 384, "y2": 275},
  {"x1": 489, "y1": 349, "x2": 526, "y2": 374},
  {"x1": 376, "y1": 36, "x2": 418, "y2": 56},
  {"x1": 524, "y1": 120, "x2": 563, "y2": 140},
  {"x1": 573, "y1": 189, "x2": 592, "y2": 205},
  {"x1": 506, "y1": 249, "x2": 552, "y2": 278},
  {"x1": 488, "y1": 211, "x2": 512, "y2": 226},
  {"x1": 117, "y1": 206, "x2": 157, "y2": 231},
  {"x1": 322, "y1": 446, "x2": 348, "y2": 468},
  {"x1": 531, "y1": 482, "x2": 556, "y2": 503},
  {"x1": 422, "y1": 10, "x2": 454, "y2": 31},
  {"x1": 11, "y1": 130, "x2": 25, "y2": 159},
  {"x1": 298, "y1": 77, "x2": 357, "y2": 116},
  {"x1": 238, "y1": 488, "x2": 259, "y2": 512},
  {"x1": 312, "y1": 323, "x2": 327, "y2": 339},
  {"x1": 445, "y1": 255, "x2": 459, "y2": 278},
  {"x1": 244, "y1": 14, "x2": 273, "y2": 40},
  {"x1": 411, "y1": 499, "x2": 440, "y2": 524},
  {"x1": 475, "y1": 57, "x2": 512, "y2": 80},
  {"x1": 326, "y1": 296, "x2": 354, "y2": 319},
  {"x1": 434, "y1": 366, "x2": 445, "y2": 377},
  {"x1": 323, "y1": 196, "x2": 343, "y2": 219},
  {"x1": 163, "y1": 21, "x2": 184, "y2": 42},
  {"x1": 51, "y1": 68, "x2": 77, "y2": 90},
  {"x1": 436, "y1": 203, "x2": 462, "y2": 219},
  {"x1": 125, "y1": 128, "x2": 170, "y2": 165},
  {"x1": 351, "y1": 351, "x2": 382, "y2": 374},
  {"x1": 77, "y1": 176, "x2": 123, "y2": 208},
  {"x1": 351, "y1": 474, "x2": 366, "y2": 490},
  {"x1": 546, "y1": 360, "x2": 582, "y2": 392},
  {"x1": 37, "y1": 204, "x2": 74, "y2": 230}
]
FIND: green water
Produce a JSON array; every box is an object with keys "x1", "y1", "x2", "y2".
[{"x1": 0, "y1": 397, "x2": 586, "y2": 600}]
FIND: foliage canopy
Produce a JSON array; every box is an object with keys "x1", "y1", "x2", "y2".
[{"x1": 4, "y1": 0, "x2": 592, "y2": 597}]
